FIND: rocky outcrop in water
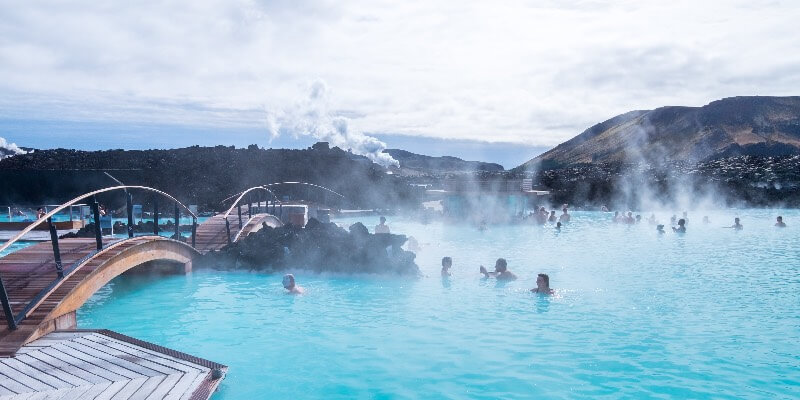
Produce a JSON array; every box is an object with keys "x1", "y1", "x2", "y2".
[{"x1": 196, "y1": 219, "x2": 419, "y2": 275}]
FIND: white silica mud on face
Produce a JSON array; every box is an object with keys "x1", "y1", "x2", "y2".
[{"x1": 78, "y1": 210, "x2": 800, "y2": 399}]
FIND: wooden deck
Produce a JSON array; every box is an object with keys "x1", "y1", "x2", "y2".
[{"x1": 0, "y1": 329, "x2": 226, "y2": 399}]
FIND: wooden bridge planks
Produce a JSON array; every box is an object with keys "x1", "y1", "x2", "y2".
[{"x1": 0, "y1": 330, "x2": 225, "y2": 400}]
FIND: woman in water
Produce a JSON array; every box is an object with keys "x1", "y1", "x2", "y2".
[{"x1": 531, "y1": 273, "x2": 554, "y2": 295}]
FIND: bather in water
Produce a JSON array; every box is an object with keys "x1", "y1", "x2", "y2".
[
  {"x1": 775, "y1": 216, "x2": 786, "y2": 228},
  {"x1": 672, "y1": 218, "x2": 686, "y2": 233},
  {"x1": 441, "y1": 257, "x2": 453, "y2": 277},
  {"x1": 282, "y1": 274, "x2": 305, "y2": 295},
  {"x1": 479, "y1": 258, "x2": 517, "y2": 281},
  {"x1": 531, "y1": 273, "x2": 554, "y2": 295}
]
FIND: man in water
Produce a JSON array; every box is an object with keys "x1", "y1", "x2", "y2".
[
  {"x1": 531, "y1": 273, "x2": 554, "y2": 295},
  {"x1": 282, "y1": 274, "x2": 305, "y2": 294},
  {"x1": 656, "y1": 224, "x2": 665, "y2": 234},
  {"x1": 775, "y1": 216, "x2": 787, "y2": 228},
  {"x1": 479, "y1": 258, "x2": 517, "y2": 281},
  {"x1": 559, "y1": 207, "x2": 571, "y2": 223},
  {"x1": 613, "y1": 211, "x2": 620, "y2": 223},
  {"x1": 548, "y1": 210, "x2": 557, "y2": 223},
  {"x1": 375, "y1": 216, "x2": 390, "y2": 234},
  {"x1": 441, "y1": 257, "x2": 453, "y2": 277},
  {"x1": 729, "y1": 217, "x2": 743, "y2": 230},
  {"x1": 555, "y1": 222, "x2": 562, "y2": 231},
  {"x1": 672, "y1": 218, "x2": 686, "y2": 233}
]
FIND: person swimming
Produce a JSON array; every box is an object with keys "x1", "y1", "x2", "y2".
[
  {"x1": 727, "y1": 217, "x2": 743, "y2": 230},
  {"x1": 657, "y1": 224, "x2": 665, "y2": 234},
  {"x1": 555, "y1": 222, "x2": 562, "y2": 231},
  {"x1": 282, "y1": 274, "x2": 305, "y2": 294},
  {"x1": 672, "y1": 218, "x2": 686, "y2": 233},
  {"x1": 775, "y1": 216, "x2": 786, "y2": 228},
  {"x1": 548, "y1": 210, "x2": 557, "y2": 223},
  {"x1": 479, "y1": 258, "x2": 517, "y2": 281},
  {"x1": 531, "y1": 273, "x2": 554, "y2": 295},
  {"x1": 441, "y1": 257, "x2": 453, "y2": 277}
]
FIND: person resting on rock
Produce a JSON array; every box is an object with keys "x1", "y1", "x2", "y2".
[
  {"x1": 282, "y1": 274, "x2": 305, "y2": 295},
  {"x1": 479, "y1": 258, "x2": 517, "y2": 281},
  {"x1": 531, "y1": 273, "x2": 554, "y2": 295}
]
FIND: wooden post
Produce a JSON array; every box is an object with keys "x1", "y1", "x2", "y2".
[
  {"x1": 47, "y1": 218, "x2": 64, "y2": 278},
  {"x1": 91, "y1": 197, "x2": 102, "y2": 250},
  {"x1": 174, "y1": 202, "x2": 180, "y2": 239},
  {"x1": 153, "y1": 196, "x2": 159, "y2": 236},
  {"x1": 237, "y1": 204, "x2": 242, "y2": 227},
  {"x1": 0, "y1": 277, "x2": 16, "y2": 330},
  {"x1": 191, "y1": 217, "x2": 197, "y2": 248},
  {"x1": 225, "y1": 218, "x2": 232, "y2": 245},
  {"x1": 126, "y1": 193, "x2": 134, "y2": 238}
]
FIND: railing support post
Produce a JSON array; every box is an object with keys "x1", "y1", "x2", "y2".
[
  {"x1": 47, "y1": 218, "x2": 64, "y2": 278},
  {"x1": 126, "y1": 192, "x2": 134, "y2": 238},
  {"x1": 248, "y1": 194, "x2": 252, "y2": 219},
  {"x1": 225, "y1": 218, "x2": 232, "y2": 245},
  {"x1": 191, "y1": 217, "x2": 197, "y2": 248},
  {"x1": 153, "y1": 196, "x2": 159, "y2": 236},
  {"x1": 174, "y1": 202, "x2": 180, "y2": 239},
  {"x1": 91, "y1": 196, "x2": 102, "y2": 250},
  {"x1": 0, "y1": 277, "x2": 16, "y2": 330},
  {"x1": 237, "y1": 204, "x2": 243, "y2": 227}
]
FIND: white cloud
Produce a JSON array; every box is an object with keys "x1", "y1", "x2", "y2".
[{"x1": 1, "y1": 0, "x2": 799, "y2": 147}]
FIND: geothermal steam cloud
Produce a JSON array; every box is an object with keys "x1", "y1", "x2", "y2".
[
  {"x1": 0, "y1": 137, "x2": 26, "y2": 160},
  {"x1": 266, "y1": 80, "x2": 399, "y2": 167}
]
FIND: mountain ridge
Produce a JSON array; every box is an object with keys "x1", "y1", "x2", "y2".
[{"x1": 519, "y1": 96, "x2": 800, "y2": 170}]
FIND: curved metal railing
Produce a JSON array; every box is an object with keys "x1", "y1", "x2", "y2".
[
  {"x1": 0, "y1": 185, "x2": 196, "y2": 256},
  {"x1": 0, "y1": 186, "x2": 197, "y2": 330}
]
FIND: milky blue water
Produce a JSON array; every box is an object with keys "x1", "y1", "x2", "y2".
[{"x1": 76, "y1": 210, "x2": 799, "y2": 399}]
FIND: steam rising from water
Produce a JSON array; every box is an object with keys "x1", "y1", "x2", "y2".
[
  {"x1": 266, "y1": 80, "x2": 398, "y2": 167},
  {"x1": 0, "y1": 136, "x2": 26, "y2": 160}
]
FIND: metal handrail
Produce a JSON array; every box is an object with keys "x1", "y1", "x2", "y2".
[
  {"x1": 0, "y1": 185, "x2": 196, "y2": 256},
  {"x1": 0, "y1": 186, "x2": 198, "y2": 330},
  {"x1": 219, "y1": 181, "x2": 346, "y2": 206},
  {"x1": 221, "y1": 186, "x2": 280, "y2": 219}
]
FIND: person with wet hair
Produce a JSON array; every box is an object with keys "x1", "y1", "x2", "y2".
[
  {"x1": 441, "y1": 257, "x2": 453, "y2": 277},
  {"x1": 727, "y1": 217, "x2": 743, "y2": 230},
  {"x1": 479, "y1": 258, "x2": 517, "y2": 281},
  {"x1": 282, "y1": 274, "x2": 305, "y2": 294},
  {"x1": 531, "y1": 273, "x2": 554, "y2": 295},
  {"x1": 672, "y1": 218, "x2": 686, "y2": 233},
  {"x1": 375, "y1": 216, "x2": 390, "y2": 234},
  {"x1": 775, "y1": 216, "x2": 787, "y2": 228},
  {"x1": 559, "y1": 207, "x2": 571, "y2": 223}
]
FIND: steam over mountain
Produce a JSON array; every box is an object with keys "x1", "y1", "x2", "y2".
[
  {"x1": 520, "y1": 96, "x2": 800, "y2": 170},
  {"x1": 0, "y1": 137, "x2": 26, "y2": 160}
]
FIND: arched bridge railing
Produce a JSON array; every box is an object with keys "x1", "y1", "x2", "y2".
[
  {"x1": 219, "y1": 186, "x2": 281, "y2": 246},
  {"x1": 0, "y1": 185, "x2": 197, "y2": 330}
]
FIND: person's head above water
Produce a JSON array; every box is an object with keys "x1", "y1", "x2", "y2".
[
  {"x1": 657, "y1": 224, "x2": 665, "y2": 232},
  {"x1": 537, "y1": 273, "x2": 550, "y2": 289},
  {"x1": 556, "y1": 222, "x2": 562, "y2": 229},
  {"x1": 495, "y1": 258, "x2": 507, "y2": 272},
  {"x1": 678, "y1": 219, "x2": 685, "y2": 226},
  {"x1": 379, "y1": 216, "x2": 386, "y2": 224},
  {"x1": 442, "y1": 257, "x2": 452, "y2": 268},
  {"x1": 735, "y1": 217, "x2": 741, "y2": 224},
  {"x1": 282, "y1": 274, "x2": 296, "y2": 290}
]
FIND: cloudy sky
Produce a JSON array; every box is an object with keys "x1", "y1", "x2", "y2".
[{"x1": 1, "y1": 0, "x2": 799, "y2": 166}]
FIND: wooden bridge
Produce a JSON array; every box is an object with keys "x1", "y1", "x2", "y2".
[{"x1": 0, "y1": 186, "x2": 284, "y2": 359}]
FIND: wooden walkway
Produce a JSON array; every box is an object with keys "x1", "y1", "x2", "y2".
[
  {"x1": 0, "y1": 330, "x2": 226, "y2": 399},
  {"x1": 194, "y1": 210, "x2": 282, "y2": 253}
]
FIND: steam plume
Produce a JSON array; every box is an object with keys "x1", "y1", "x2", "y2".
[
  {"x1": 0, "y1": 137, "x2": 26, "y2": 160},
  {"x1": 266, "y1": 80, "x2": 399, "y2": 167}
]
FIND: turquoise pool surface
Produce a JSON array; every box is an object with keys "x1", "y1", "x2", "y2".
[{"x1": 76, "y1": 210, "x2": 799, "y2": 399}]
